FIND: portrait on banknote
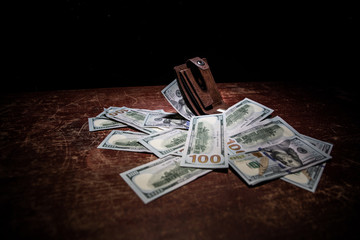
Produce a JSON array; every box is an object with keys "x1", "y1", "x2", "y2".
[{"x1": 261, "y1": 139, "x2": 303, "y2": 168}]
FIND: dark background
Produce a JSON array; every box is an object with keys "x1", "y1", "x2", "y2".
[{"x1": 5, "y1": 1, "x2": 356, "y2": 92}]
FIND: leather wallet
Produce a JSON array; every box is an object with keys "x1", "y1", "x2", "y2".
[{"x1": 174, "y1": 57, "x2": 228, "y2": 115}]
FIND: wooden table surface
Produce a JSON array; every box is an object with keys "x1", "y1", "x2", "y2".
[{"x1": 1, "y1": 82, "x2": 359, "y2": 240}]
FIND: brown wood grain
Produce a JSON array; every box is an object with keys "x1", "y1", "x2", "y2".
[{"x1": 1, "y1": 82, "x2": 359, "y2": 240}]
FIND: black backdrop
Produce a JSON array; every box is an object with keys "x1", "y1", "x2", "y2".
[{"x1": 5, "y1": 1, "x2": 356, "y2": 92}]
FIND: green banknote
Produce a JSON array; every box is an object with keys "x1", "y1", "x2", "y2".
[
  {"x1": 120, "y1": 155, "x2": 211, "y2": 204},
  {"x1": 228, "y1": 136, "x2": 331, "y2": 185},
  {"x1": 105, "y1": 107, "x2": 164, "y2": 134},
  {"x1": 161, "y1": 80, "x2": 195, "y2": 120},
  {"x1": 98, "y1": 130, "x2": 152, "y2": 153},
  {"x1": 224, "y1": 98, "x2": 273, "y2": 136},
  {"x1": 228, "y1": 116, "x2": 298, "y2": 153},
  {"x1": 138, "y1": 129, "x2": 188, "y2": 158},
  {"x1": 281, "y1": 134, "x2": 333, "y2": 192},
  {"x1": 143, "y1": 112, "x2": 189, "y2": 129},
  {"x1": 88, "y1": 117, "x2": 126, "y2": 131},
  {"x1": 180, "y1": 114, "x2": 228, "y2": 169}
]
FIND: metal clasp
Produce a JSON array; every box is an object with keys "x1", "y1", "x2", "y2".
[{"x1": 197, "y1": 60, "x2": 205, "y2": 66}]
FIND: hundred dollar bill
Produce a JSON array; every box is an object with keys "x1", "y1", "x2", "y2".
[
  {"x1": 229, "y1": 151, "x2": 282, "y2": 185},
  {"x1": 260, "y1": 136, "x2": 331, "y2": 172},
  {"x1": 120, "y1": 155, "x2": 211, "y2": 204},
  {"x1": 224, "y1": 98, "x2": 273, "y2": 136},
  {"x1": 143, "y1": 112, "x2": 190, "y2": 129},
  {"x1": 281, "y1": 135, "x2": 333, "y2": 192},
  {"x1": 228, "y1": 116, "x2": 299, "y2": 153},
  {"x1": 88, "y1": 117, "x2": 126, "y2": 131},
  {"x1": 299, "y1": 134, "x2": 333, "y2": 154},
  {"x1": 138, "y1": 129, "x2": 188, "y2": 158},
  {"x1": 105, "y1": 107, "x2": 159, "y2": 134},
  {"x1": 281, "y1": 163, "x2": 326, "y2": 192},
  {"x1": 161, "y1": 79, "x2": 195, "y2": 120},
  {"x1": 228, "y1": 136, "x2": 331, "y2": 185},
  {"x1": 96, "y1": 106, "x2": 119, "y2": 117},
  {"x1": 180, "y1": 114, "x2": 228, "y2": 169},
  {"x1": 98, "y1": 130, "x2": 152, "y2": 153}
]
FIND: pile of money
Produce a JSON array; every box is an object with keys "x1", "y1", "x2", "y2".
[{"x1": 89, "y1": 80, "x2": 333, "y2": 203}]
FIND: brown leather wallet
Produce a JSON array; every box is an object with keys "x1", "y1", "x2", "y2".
[{"x1": 174, "y1": 57, "x2": 228, "y2": 115}]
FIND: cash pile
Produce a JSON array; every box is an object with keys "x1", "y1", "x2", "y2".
[{"x1": 89, "y1": 80, "x2": 333, "y2": 203}]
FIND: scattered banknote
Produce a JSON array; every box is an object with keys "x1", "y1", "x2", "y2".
[
  {"x1": 229, "y1": 151, "x2": 282, "y2": 185},
  {"x1": 161, "y1": 80, "x2": 195, "y2": 120},
  {"x1": 98, "y1": 130, "x2": 152, "y2": 153},
  {"x1": 88, "y1": 107, "x2": 127, "y2": 131},
  {"x1": 227, "y1": 114, "x2": 334, "y2": 191},
  {"x1": 88, "y1": 117, "x2": 126, "y2": 131},
  {"x1": 260, "y1": 136, "x2": 331, "y2": 172},
  {"x1": 300, "y1": 134, "x2": 334, "y2": 154},
  {"x1": 228, "y1": 116, "x2": 299, "y2": 153},
  {"x1": 281, "y1": 163, "x2": 326, "y2": 192},
  {"x1": 138, "y1": 129, "x2": 188, "y2": 158},
  {"x1": 143, "y1": 112, "x2": 189, "y2": 129},
  {"x1": 120, "y1": 155, "x2": 211, "y2": 204},
  {"x1": 228, "y1": 136, "x2": 331, "y2": 185},
  {"x1": 281, "y1": 135, "x2": 333, "y2": 192},
  {"x1": 96, "y1": 106, "x2": 118, "y2": 117},
  {"x1": 224, "y1": 98, "x2": 273, "y2": 136},
  {"x1": 105, "y1": 107, "x2": 162, "y2": 134},
  {"x1": 180, "y1": 114, "x2": 228, "y2": 169}
]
